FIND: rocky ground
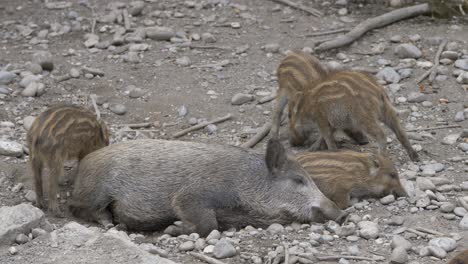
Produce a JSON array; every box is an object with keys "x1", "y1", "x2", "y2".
[{"x1": 0, "y1": 0, "x2": 468, "y2": 263}]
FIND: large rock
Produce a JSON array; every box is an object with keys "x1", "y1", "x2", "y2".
[
  {"x1": 0, "y1": 204, "x2": 45, "y2": 245},
  {"x1": 0, "y1": 71, "x2": 16, "y2": 85},
  {"x1": 376, "y1": 67, "x2": 400, "y2": 84},
  {"x1": 357, "y1": 221, "x2": 379, "y2": 239},
  {"x1": 0, "y1": 221, "x2": 176, "y2": 263},
  {"x1": 429, "y1": 237, "x2": 457, "y2": 252},
  {"x1": 213, "y1": 239, "x2": 237, "y2": 259},
  {"x1": 394, "y1": 44, "x2": 422, "y2": 59},
  {"x1": 0, "y1": 140, "x2": 23, "y2": 157}
]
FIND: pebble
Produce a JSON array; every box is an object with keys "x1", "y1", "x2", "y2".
[
  {"x1": 380, "y1": 194, "x2": 395, "y2": 205},
  {"x1": 0, "y1": 85, "x2": 11, "y2": 95},
  {"x1": 176, "y1": 56, "x2": 191, "y2": 66},
  {"x1": 388, "y1": 216, "x2": 405, "y2": 226},
  {"x1": 205, "y1": 124, "x2": 217, "y2": 135},
  {"x1": 145, "y1": 26, "x2": 175, "y2": 41},
  {"x1": 440, "y1": 203, "x2": 455, "y2": 213},
  {"x1": 129, "y1": 1, "x2": 145, "y2": 16},
  {"x1": 460, "y1": 215, "x2": 468, "y2": 230},
  {"x1": 203, "y1": 245, "x2": 215, "y2": 254},
  {"x1": 8, "y1": 247, "x2": 17, "y2": 255},
  {"x1": 442, "y1": 134, "x2": 460, "y2": 145},
  {"x1": 447, "y1": 42, "x2": 459, "y2": 51},
  {"x1": 390, "y1": 35, "x2": 402, "y2": 43},
  {"x1": 32, "y1": 50, "x2": 54, "y2": 71},
  {"x1": 390, "y1": 247, "x2": 408, "y2": 264},
  {"x1": 20, "y1": 75, "x2": 41, "y2": 88},
  {"x1": 201, "y1": 32, "x2": 216, "y2": 43},
  {"x1": 457, "y1": 72, "x2": 468, "y2": 84},
  {"x1": 407, "y1": 92, "x2": 427, "y2": 103},
  {"x1": 455, "y1": 59, "x2": 468, "y2": 70},
  {"x1": 26, "y1": 63, "x2": 42, "y2": 74},
  {"x1": 70, "y1": 68, "x2": 80, "y2": 78},
  {"x1": 12, "y1": 183, "x2": 23, "y2": 193},
  {"x1": 454, "y1": 207, "x2": 467, "y2": 217},
  {"x1": 357, "y1": 221, "x2": 379, "y2": 239},
  {"x1": 0, "y1": 140, "x2": 23, "y2": 157},
  {"x1": 213, "y1": 239, "x2": 237, "y2": 259},
  {"x1": 178, "y1": 105, "x2": 188, "y2": 117},
  {"x1": 416, "y1": 177, "x2": 436, "y2": 191},
  {"x1": 441, "y1": 51, "x2": 458, "y2": 60},
  {"x1": 421, "y1": 163, "x2": 445, "y2": 173},
  {"x1": 455, "y1": 111, "x2": 465, "y2": 122},
  {"x1": 394, "y1": 43, "x2": 422, "y2": 59},
  {"x1": 429, "y1": 237, "x2": 457, "y2": 252},
  {"x1": 416, "y1": 195, "x2": 431, "y2": 208},
  {"x1": 15, "y1": 233, "x2": 29, "y2": 244},
  {"x1": 336, "y1": 223, "x2": 356, "y2": 237},
  {"x1": 264, "y1": 43, "x2": 280, "y2": 53},
  {"x1": 398, "y1": 68, "x2": 413, "y2": 79},
  {"x1": 0, "y1": 71, "x2": 16, "y2": 84},
  {"x1": 84, "y1": 73, "x2": 94, "y2": 79},
  {"x1": 458, "y1": 143, "x2": 468, "y2": 152},
  {"x1": 31, "y1": 228, "x2": 47, "y2": 238},
  {"x1": 427, "y1": 246, "x2": 447, "y2": 258},
  {"x1": 23, "y1": 116, "x2": 36, "y2": 131},
  {"x1": 22, "y1": 82, "x2": 43, "y2": 97},
  {"x1": 462, "y1": 181, "x2": 468, "y2": 191},
  {"x1": 24, "y1": 190, "x2": 37, "y2": 203},
  {"x1": 109, "y1": 104, "x2": 127, "y2": 115},
  {"x1": 267, "y1": 223, "x2": 284, "y2": 234},
  {"x1": 129, "y1": 87, "x2": 145, "y2": 98},
  {"x1": 231, "y1": 93, "x2": 254, "y2": 105},
  {"x1": 391, "y1": 235, "x2": 412, "y2": 250},
  {"x1": 179, "y1": 241, "x2": 195, "y2": 251},
  {"x1": 376, "y1": 67, "x2": 400, "y2": 84}
]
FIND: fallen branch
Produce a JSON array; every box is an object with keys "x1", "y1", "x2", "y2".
[
  {"x1": 189, "y1": 45, "x2": 231, "y2": 50},
  {"x1": 315, "y1": 3, "x2": 430, "y2": 51},
  {"x1": 406, "y1": 124, "x2": 461, "y2": 132},
  {"x1": 284, "y1": 243, "x2": 289, "y2": 264},
  {"x1": 417, "y1": 39, "x2": 447, "y2": 84},
  {"x1": 188, "y1": 252, "x2": 227, "y2": 264},
  {"x1": 316, "y1": 255, "x2": 382, "y2": 261},
  {"x1": 241, "y1": 122, "x2": 272, "y2": 148},
  {"x1": 268, "y1": 0, "x2": 322, "y2": 17},
  {"x1": 82, "y1": 66, "x2": 105, "y2": 76},
  {"x1": 122, "y1": 9, "x2": 131, "y2": 31},
  {"x1": 118, "y1": 122, "x2": 151, "y2": 129},
  {"x1": 56, "y1": 74, "x2": 72, "y2": 83},
  {"x1": 173, "y1": 114, "x2": 233, "y2": 138},
  {"x1": 258, "y1": 93, "x2": 277, "y2": 104},
  {"x1": 89, "y1": 94, "x2": 101, "y2": 120},
  {"x1": 305, "y1": 28, "x2": 349, "y2": 37},
  {"x1": 406, "y1": 228, "x2": 427, "y2": 238},
  {"x1": 415, "y1": 227, "x2": 446, "y2": 236}
]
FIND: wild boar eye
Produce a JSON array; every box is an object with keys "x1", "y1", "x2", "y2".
[
  {"x1": 389, "y1": 172, "x2": 398, "y2": 178},
  {"x1": 293, "y1": 178, "x2": 305, "y2": 185}
]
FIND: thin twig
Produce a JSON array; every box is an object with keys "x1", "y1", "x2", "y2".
[
  {"x1": 89, "y1": 94, "x2": 101, "y2": 120},
  {"x1": 56, "y1": 74, "x2": 72, "y2": 83},
  {"x1": 268, "y1": 0, "x2": 322, "y2": 17},
  {"x1": 121, "y1": 129, "x2": 159, "y2": 132},
  {"x1": 406, "y1": 124, "x2": 461, "y2": 132},
  {"x1": 417, "y1": 39, "x2": 447, "y2": 84},
  {"x1": 283, "y1": 243, "x2": 289, "y2": 264},
  {"x1": 258, "y1": 93, "x2": 277, "y2": 104},
  {"x1": 305, "y1": 28, "x2": 349, "y2": 37},
  {"x1": 173, "y1": 114, "x2": 233, "y2": 138},
  {"x1": 315, "y1": 3, "x2": 430, "y2": 51},
  {"x1": 241, "y1": 122, "x2": 272, "y2": 148},
  {"x1": 118, "y1": 122, "x2": 151, "y2": 129},
  {"x1": 415, "y1": 227, "x2": 446, "y2": 236},
  {"x1": 189, "y1": 45, "x2": 231, "y2": 50},
  {"x1": 406, "y1": 228, "x2": 427, "y2": 238},
  {"x1": 188, "y1": 252, "x2": 228, "y2": 264},
  {"x1": 122, "y1": 8, "x2": 131, "y2": 31},
  {"x1": 316, "y1": 255, "x2": 382, "y2": 261}
]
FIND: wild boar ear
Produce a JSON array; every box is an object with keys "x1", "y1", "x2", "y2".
[
  {"x1": 368, "y1": 153, "x2": 380, "y2": 177},
  {"x1": 265, "y1": 138, "x2": 287, "y2": 174}
]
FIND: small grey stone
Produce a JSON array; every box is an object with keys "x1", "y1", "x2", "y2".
[
  {"x1": 267, "y1": 223, "x2": 284, "y2": 234},
  {"x1": 416, "y1": 177, "x2": 436, "y2": 191},
  {"x1": 0, "y1": 85, "x2": 11, "y2": 95},
  {"x1": 109, "y1": 104, "x2": 127, "y2": 115},
  {"x1": 178, "y1": 105, "x2": 188, "y2": 117},
  {"x1": 459, "y1": 215, "x2": 468, "y2": 230},
  {"x1": 0, "y1": 71, "x2": 16, "y2": 85},
  {"x1": 21, "y1": 82, "x2": 41, "y2": 97},
  {"x1": 32, "y1": 51, "x2": 54, "y2": 71},
  {"x1": 441, "y1": 51, "x2": 458, "y2": 60},
  {"x1": 231, "y1": 93, "x2": 254, "y2": 105},
  {"x1": 442, "y1": 134, "x2": 460, "y2": 145},
  {"x1": 455, "y1": 59, "x2": 468, "y2": 70},
  {"x1": 25, "y1": 190, "x2": 37, "y2": 203},
  {"x1": 455, "y1": 111, "x2": 465, "y2": 122},
  {"x1": 23, "y1": 116, "x2": 36, "y2": 131},
  {"x1": 146, "y1": 27, "x2": 174, "y2": 41},
  {"x1": 407, "y1": 92, "x2": 427, "y2": 103},
  {"x1": 0, "y1": 140, "x2": 23, "y2": 157},
  {"x1": 188, "y1": 118, "x2": 198, "y2": 126},
  {"x1": 394, "y1": 44, "x2": 422, "y2": 59},
  {"x1": 380, "y1": 194, "x2": 395, "y2": 205},
  {"x1": 398, "y1": 68, "x2": 413, "y2": 79},
  {"x1": 264, "y1": 43, "x2": 280, "y2": 53},
  {"x1": 462, "y1": 181, "x2": 468, "y2": 191},
  {"x1": 376, "y1": 67, "x2": 400, "y2": 84},
  {"x1": 15, "y1": 233, "x2": 29, "y2": 244},
  {"x1": 203, "y1": 245, "x2": 215, "y2": 254},
  {"x1": 388, "y1": 216, "x2": 405, "y2": 226},
  {"x1": 421, "y1": 163, "x2": 445, "y2": 173},
  {"x1": 31, "y1": 228, "x2": 47, "y2": 238},
  {"x1": 458, "y1": 143, "x2": 468, "y2": 152},
  {"x1": 206, "y1": 230, "x2": 221, "y2": 241},
  {"x1": 179, "y1": 241, "x2": 195, "y2": 251},
  {"x1": 429, "y1": 237, "x2": 457, "y2": 252},
  {"x1": 84, "y1": 73, "x2": 94, "y2": 79},
  {"x1": 129, "y1": 1, "x2": 145, "y2": 16},
  {"x1": 428, "y1": 246, "x2": 447, "y2": 258},
  {"x1": 26, "y1": 63, "x2": 42, "y2": 74},
  {"x1": 336, "y1": 223, "x2": 356, "y2": 237},
  {"x1": 129, "y1": 87, "x2": 145, "y2": 98},
  {"x1": 19, "y1": 75, "x2": 41, "y2": 88},
  {"x1": 457, "y1": 72, "x2": 468, "y2": 84},
  {"x1": 390, "y1": 35, "x2": 402, "y2": 43},
  {"x1": 447, "y1": 42, "x2": 460, "y2": 51},
  {"x1": 175, "y1": 56, "x2": 191, "y2": 67},
  {"x1": 194, "y1": 238, "x2": 206, "y2": 250},
  {"x1": 8, "y1": 247, "x2": 18, "y2": 255},
  {"x1": 440, "y1": 203, "x2": 455, "y2": 213},
  {"x1": 201, "y1": 32, "x2": 216, "y2": 43},
  {"x1": 70, "y1": 68, "x2": 80, "y2": 78},
  {"x1": 416, "y1": 195, "x2": 431, "y2": 208},
  {"x1": 213, "y1": 239, "x2": 237, "y2": 259},
  {"x1": 390, "y1": 247, "x2": 408, "y2": 264},
  {"x1": 391, "y1": 235, "x2": 412, "y2": 250},
  {"x1": 454, "y1": 207, "x2": 467, "y2": 217},
  {"x1": 357, "y1": 221, "x2": 379, "y2": 239},
  {"x1": 205, "y1": 124, "x2": 217, "y2": 135}
]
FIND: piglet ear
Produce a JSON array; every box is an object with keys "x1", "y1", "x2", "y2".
[
  {"x1": 368, "y1": 153, "x2": 381, "y2": 177},
  {"x1": 265, "y1": 138, "x2": 287, "y2": 174}
]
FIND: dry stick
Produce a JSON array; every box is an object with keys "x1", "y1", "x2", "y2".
[
  {"x1": 316, "y1": 255, "x2": 379, "y2": 261},
  {"x1": 258, "y1": 93, "x2": 277, "y2": 104},
  {"x1": 189, "y1": 45, "x2": 231, "y2": 50},
  {"x1": 406, "y1": 124, "x2": 461, "y2": 132},
  {"x1": 188, "y1": 252, "x2": 227, "y2": 264},
  {"x1": 122, "y1": 8, "x2": 131, "y2": 31},
  {"x1": 118, "y1": 122, "x2": 152, "y2": 129},
  {"x1": 89, "y1": 94, "x2": 101, "y2": 120},
  {"x1": 241, "y1": 122, "x2": 272, "y2": 148},
  {"x1": 268, "y1": 0, "x2": 322, "y2": 17},
  {"x1": 315, "y1": 3, "x2": 430, "y2": 51},
  {"x1": 173, "y1": 114, "x2": 233, "y2": 138},
  {"x1": 305, "y1": 28, "x2": 349, "y2": 37},
  {"x1": 415, "y1": 227, "x2": 446, "y2": 236},
  {"x1": 406, "y1": 228, "x2": 427, "y2": 238},
  {"x1": 283, "y1": 243, "x2": 289, "y2": 264},
  {"x1": 417, "y1": 39, "x2": 448, "y2": 84}
]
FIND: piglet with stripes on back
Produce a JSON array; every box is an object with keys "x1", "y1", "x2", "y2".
[{"x1": 26, "y1": 104, "x2": 110, "y2": 216}]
